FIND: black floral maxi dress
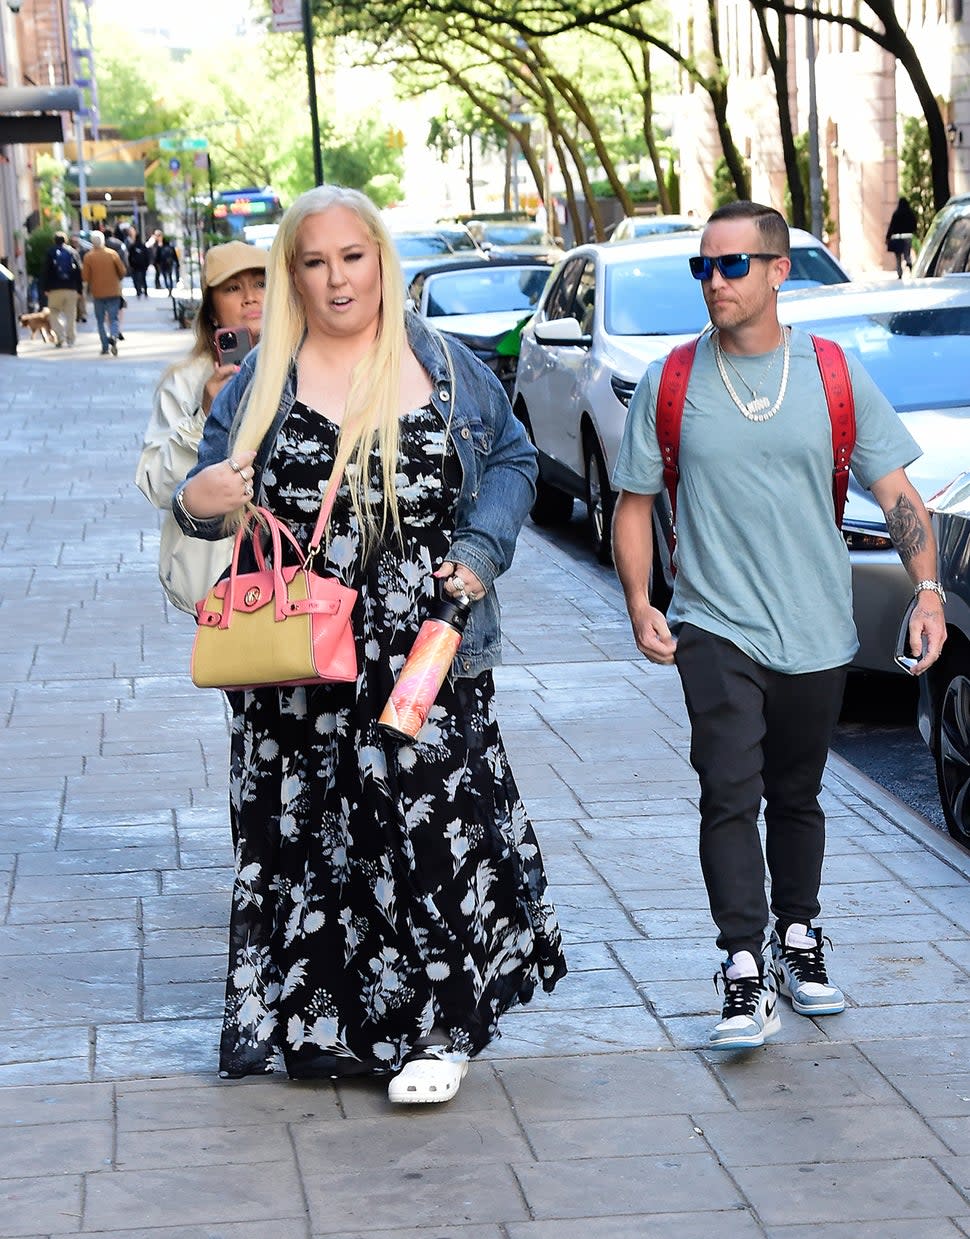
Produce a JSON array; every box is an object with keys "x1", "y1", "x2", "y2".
[{"x1": 219, "y1": 401, "x2": 566, "y2": 1079}]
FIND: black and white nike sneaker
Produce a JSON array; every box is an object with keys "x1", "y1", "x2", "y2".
[{"x1": 709, "y1": 947, "x2": 781, "y2": 1050}]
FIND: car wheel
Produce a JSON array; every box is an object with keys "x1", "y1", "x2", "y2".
[
  {"x1": 584, "y1": 436, "x2": 616, "y2": 566},
  {"x1": 518, "y1": 409, "x2": 574, "y2": 526},
  {"x1": 933, "y1": 650, "x2": 970, "y2": 844}
]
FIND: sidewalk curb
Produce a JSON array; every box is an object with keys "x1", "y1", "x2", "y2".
[{"x1": 827, "y1": 750, "x2": 970, "y2": 880}]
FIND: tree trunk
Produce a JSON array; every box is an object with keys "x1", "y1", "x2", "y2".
[
  {"x1": 552, "y1": 130, "x2": 582, "y2": 244},
  {"x1": 753, "y1": 3, "x2": 805, "y2": 228},
  {"x1": 885, "y1": 24, "x2": 950, "y2": 209},
  {"x1": 706, "y1": 2, "x2": 750, "y2": 200},
  {"x1": 640, "y1": 45, "x2": 672, "y2": 213}
]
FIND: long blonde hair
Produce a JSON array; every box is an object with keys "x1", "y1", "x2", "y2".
[{"x1": 228, "y1": 185, "x2": 408, "y2": 554}]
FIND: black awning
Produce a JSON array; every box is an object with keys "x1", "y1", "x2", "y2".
[
  {"x1": 0, "y1": 86, "x2": 83, "y2": 115},
  {"x1": 0, "y1": 115, "x2": 66, "y2": 143},
  {"x1": 0, "y1": 85, "x2": 83, "y2": 146}
]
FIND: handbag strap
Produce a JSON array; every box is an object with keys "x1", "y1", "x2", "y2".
[{"x1": 304, "y1": 463, "x2": 346, "y2": 567}]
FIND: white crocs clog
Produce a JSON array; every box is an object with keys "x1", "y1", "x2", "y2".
[{"x1": 387, "y1": 1057, "x2": 469, "y2": 1105}]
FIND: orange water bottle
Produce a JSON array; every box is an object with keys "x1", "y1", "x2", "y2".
[{"x1": 379, "y1": 595, "x2": 471, "y2": 740}]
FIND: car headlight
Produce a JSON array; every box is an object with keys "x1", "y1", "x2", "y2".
[
  {"x1": 611, "y1": 375, "x2": 638, "y2": 407},
  {"x1": 843, "y1": 526, "x2": 893, "y2": 551}
]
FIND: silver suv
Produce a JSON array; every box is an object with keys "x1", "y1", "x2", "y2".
[{"x1": 912, "y1": 194, "x2": 970, "y2": 276}]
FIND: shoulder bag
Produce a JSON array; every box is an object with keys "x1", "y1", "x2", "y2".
[{"x1": 190, "y1": 471, "x2": 358, "y2": 691}]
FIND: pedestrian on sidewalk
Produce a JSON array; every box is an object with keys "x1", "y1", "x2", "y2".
[
  {"x1": 147, "y1": 228, "x2": 164, "y2": 288},
  {"x1": 172, "y1": 185, "x2": 565, "y2": 1099},
  {"x1": 611, "y1": 200, "x2": 945, "y2": 1052},
  {"x1": 39, "y1": 231, "x2": 82, "y2": 347},
  {"x1": 127, "y1": 230, "x2": 152, "y2": 299},
  {"x1": 69, "y1": 234, "x2": 89, "y2": 321},
  {"x1": 81, "y1": 232, "x2": 125, "y2": 355},
  {"x1": 135, "y1": 240, "x2": 267, "y2": 613},
  {"x1": 886, "y1": 195, "x2": 918, "y2": 278},
  {"x1": 154, "y1": 235, "x2": 180, "y2": 294}
]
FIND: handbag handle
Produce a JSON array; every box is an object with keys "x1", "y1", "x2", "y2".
[
  {"x1": 218, "y1": 507, "x2": 286, "y2": 629},
  {"x1": 304, "y1": 465, "x2": 345, "y2": 568},
  {"x1": 214, "y1": 464, "x2": 347, "y2": 631}
]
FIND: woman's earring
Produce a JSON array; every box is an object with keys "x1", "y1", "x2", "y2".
[{"x1": 772, "y1": 284, "x2": 781, "y2": 292}]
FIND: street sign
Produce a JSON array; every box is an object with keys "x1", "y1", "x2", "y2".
[
  {"x1": 159, "y1": 138, "x2": 208, "y2": 152},
  {"x1": 82, "y1": 203, "x2": 107, "y2": 221},
  {"x1": 270, "y1": 0, "x2": 303, "y2": 33}
]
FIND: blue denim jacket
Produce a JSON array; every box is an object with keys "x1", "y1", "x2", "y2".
[{"x1": 173, "y1": 312, "x2": 537, "y2": 677}]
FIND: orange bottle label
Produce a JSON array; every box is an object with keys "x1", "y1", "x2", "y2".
[{"x1": 378, "y1": 619, "x2": 462, "y2": 739}]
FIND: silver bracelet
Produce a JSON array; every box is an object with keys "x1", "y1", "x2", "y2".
[
  {"x1": 175, "y1": 487, "x2": 199, "y2": 532},
  {"x1": 914, "y1": 579, "x2": 946, "y2": 604}
]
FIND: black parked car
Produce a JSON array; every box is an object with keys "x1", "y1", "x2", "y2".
[
  {"x1": 408, "y1": 257, "x2": 555, "y2": 398},
  {"x1": 917, "y1": 471, "x2": 970, "y2": 846}
]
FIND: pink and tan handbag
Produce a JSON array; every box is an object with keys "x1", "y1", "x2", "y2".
[{"x1": 190, "y1": 474, "x2": 357, "y2": 691}]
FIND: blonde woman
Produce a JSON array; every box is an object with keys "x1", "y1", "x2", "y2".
[
  {"x1": 136, "y1": 242, "x2": 267, "y2": 612},
  {"x1": 173, "y1": 186, "x2": 565, "y2": 1101}
]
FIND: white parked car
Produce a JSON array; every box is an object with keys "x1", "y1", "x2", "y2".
[
  {"x1": 608, "y1": 213, "x2": 702, "y2": 242},
  {"x1": 512, "y1": 230, "x2": 850, "y2": 563}
]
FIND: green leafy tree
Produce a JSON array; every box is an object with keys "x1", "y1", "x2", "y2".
[
  {"x1": 713, "y1": 154, "x2": 749, "y2": 208},
  {"x1": 25, "y1": 226, "x2": 56, "y2": 280},
  {"x1": 899, "y1": 115, "x2": 934, "y2": 243},
  {"x1": 325, "y1": 119, "x2": 405, "y2": 206}
]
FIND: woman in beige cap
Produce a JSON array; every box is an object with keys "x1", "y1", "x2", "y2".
[{"x1": 135, "y1": 240, "x2": 267, "y2": 613}]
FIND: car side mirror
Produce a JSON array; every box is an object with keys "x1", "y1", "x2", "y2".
[{"x1": 534, "y1": 317, "x2": 592, "y2": 347}]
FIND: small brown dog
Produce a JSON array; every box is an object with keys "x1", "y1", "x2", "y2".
[{"x1": 19, "y1": 307, "x2": 58, "y2": 344}]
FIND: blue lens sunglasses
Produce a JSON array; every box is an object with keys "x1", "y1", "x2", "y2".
[{"x1": 689, "y1": 253, "x2": 783, "y2": 280}]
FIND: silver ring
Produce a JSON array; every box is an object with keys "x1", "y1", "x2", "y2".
[
  {"x1": 228, "y1": 459, "x2": 242, "y2": 473},
  {"x1": 451, "y1": 577, "x2": 467, "y2": 595}
]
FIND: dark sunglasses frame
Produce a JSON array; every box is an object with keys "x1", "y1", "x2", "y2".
[{"x1": 688, "y1": 252, "x2": 783, "y2": 281}]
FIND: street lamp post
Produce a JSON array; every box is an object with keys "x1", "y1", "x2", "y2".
[{"x1": 301, "y1": 0, "x2": 324, "y2": 186}]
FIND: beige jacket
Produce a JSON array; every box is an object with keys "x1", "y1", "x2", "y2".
[
  {"x1": 81, "y1": 247, "x2": 125, "y2": 298},
  {"x1": 135, "y1": 353, "x2": 234, "y2": 613}
]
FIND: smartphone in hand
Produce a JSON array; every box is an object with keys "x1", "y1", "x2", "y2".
[
  {"x1": 214, "y1": 326, "x2": 254, "y2": 367},
  {"x1": 894, "y1": 597, "x2": 929, "y2": 673}
]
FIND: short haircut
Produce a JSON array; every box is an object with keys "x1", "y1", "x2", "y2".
[
  {"x1": 707, "y1": 201, "x2": 790, "y2": 257},
  {"x1": 54, "y1": 231, "x2": 66, "y2": 244}
]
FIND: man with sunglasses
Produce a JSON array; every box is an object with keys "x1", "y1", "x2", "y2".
[{"x1": 611, "y1": 201, "x2": 946, "y2": 1051}]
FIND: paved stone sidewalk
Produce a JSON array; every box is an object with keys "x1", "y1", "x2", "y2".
[{"x1": 1, "y1": 291, "x2": 970, "y2": 1237}]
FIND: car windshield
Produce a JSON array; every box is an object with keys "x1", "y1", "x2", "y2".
[
  {"x1": 435, "y1": 228, "x2": 478, "y2": 252},
  {"x1": 786, "y1": 246, "x2": 849, "y2": 288},
  {"x1": 629, "y1": 219, "x2": 699, "y2": 236},
  {"x1": 424, "y1": 267, "x2": 549, "y2": 316},
  {"x1": 798, "y1": 305, "x2": 970, "y2": 411},
  {"x1": 605, "y1": 255, "x2": 710, "y2": 335},
  {"x1": 393, "y1": 234, "x2": 454, "y2": 258},
  {"x1": 484, "y1": 224, "x2": 545, "y2": 245}
]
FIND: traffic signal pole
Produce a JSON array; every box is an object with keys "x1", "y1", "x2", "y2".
[{"x1": 301, "y1": 0, "x2": 325, "y2": 186}]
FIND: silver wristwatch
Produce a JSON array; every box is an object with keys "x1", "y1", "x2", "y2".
[{"x1": 914, "y1": 579, "x2": 946, "y2": 604}]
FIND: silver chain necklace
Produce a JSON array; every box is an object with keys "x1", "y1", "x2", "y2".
[{"x1": 713, "y1": 327, "x2": 790, "y2": 422}]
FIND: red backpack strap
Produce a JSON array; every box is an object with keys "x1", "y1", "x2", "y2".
[
  {"x1": 811, "y1": 335, "x2": 856, "y2": 529},
  {"x1": 655, "y1": 337, "x2": 700, "y2": 563}
]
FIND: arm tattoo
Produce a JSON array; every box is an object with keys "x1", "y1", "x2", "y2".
[{"x1": 885, "y1": 492, "x2": 927, "y2": 566}]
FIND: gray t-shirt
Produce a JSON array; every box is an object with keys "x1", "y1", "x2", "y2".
[{"x1": 612, "y1": 327, "x2": 921, "y2": 673}]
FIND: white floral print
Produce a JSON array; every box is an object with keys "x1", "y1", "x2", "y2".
[{"x1": 219, "y1": 403, "x2": 565, "y2": 1079}]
